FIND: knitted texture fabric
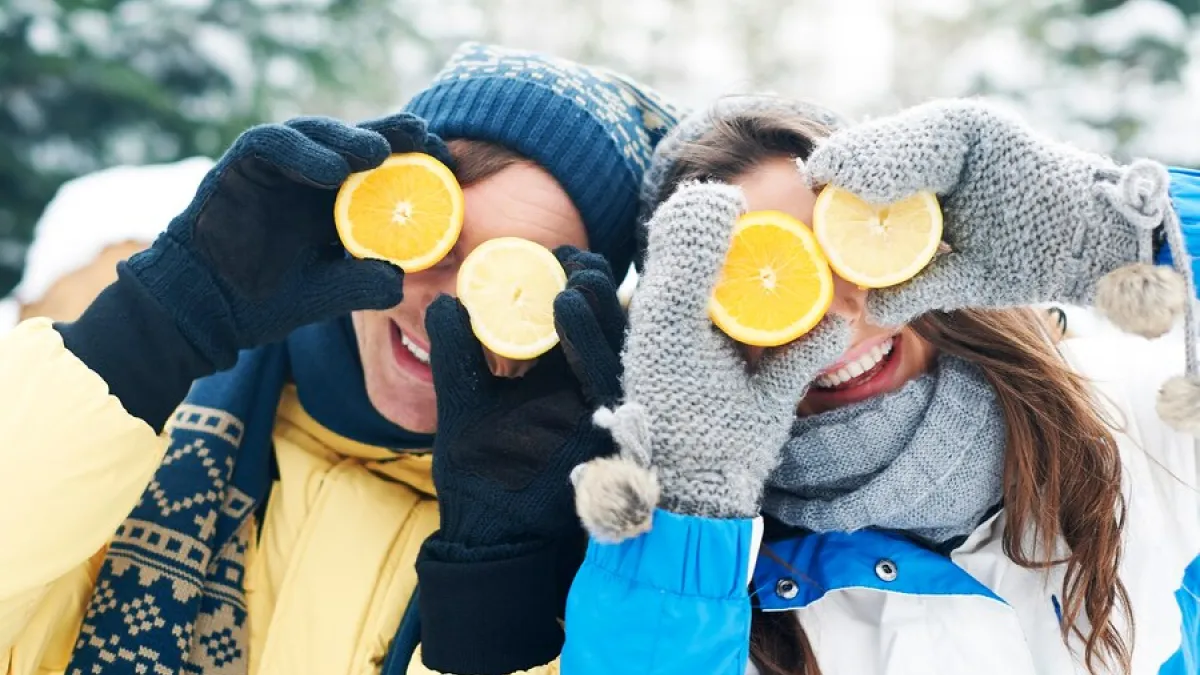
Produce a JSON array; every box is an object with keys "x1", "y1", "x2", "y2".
[
  {"x1": 66, "y1": 318, "x2": 434, "y2": 675},
  {"x1": 804, "y1": 98, "x2": 1161, "y2": 327},
  {"x1": 416, "y1": 248, "x2": 626, "y2": 674},
  {"x1": 123, "y1": 115, "x2": 446, "y2": 370},
  {"x1": 405, "y1": 42, "x2": 681, "y2": 277},
  {"x1": 635, "y1": 95, "x2": 847, "y2": 269},
  {"x1": 608, "y1": 181, "x2": 850, "y2": 519},
  {"x1": 764, "y1": 354, "x2": 1006, "y2": 544},
  {"x1": 421, "y1": 248, "x2": 624, "y2": 553}
]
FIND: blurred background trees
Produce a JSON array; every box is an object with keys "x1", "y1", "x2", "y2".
[
  {"x1": 3, "y1": 0, "x2": 1199, "y2": 294},
  {"x1": 1, "y1": 0, "x2": 428, "y2": 292}
]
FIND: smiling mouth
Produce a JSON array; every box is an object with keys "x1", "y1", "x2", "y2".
[
  {"x1": 390, "y1": 320, "x2": 432, "y2": 366},
  {"x1": 813, "y1": 336, "x2": 895, "y2": 391},
  {"x1": 399, "y1": 329, "x2": 430, "y2": 364}
]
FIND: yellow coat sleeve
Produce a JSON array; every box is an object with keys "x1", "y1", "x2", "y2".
[
  {"x1": 406, "y1": 646, "x2": 560, "y2": 675},
  {"x1": 0, "y1": 320, "x2": 168, "y2": 653}
]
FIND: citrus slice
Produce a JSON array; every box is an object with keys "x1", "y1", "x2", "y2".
[
  {"x1": 709, "y1": 211, "x2": 835, "y2": 347},
  {"x1": 812, "y1": 186, "x2": 943, "y2": 289},
  {"x1": 335, "y1": 153, "x2": 464, "y2": 272},
  {"x1": 457, "y1": 237, "x2": 567, "y2": 360}
]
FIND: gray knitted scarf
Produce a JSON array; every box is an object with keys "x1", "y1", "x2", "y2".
[{"x1": 763, "y1": 354, "x2": 1006, "y2": 544}]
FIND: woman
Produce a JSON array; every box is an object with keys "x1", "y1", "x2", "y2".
[{"x1": 561, "y1": 96, "x2": 1200, "y2": 674}]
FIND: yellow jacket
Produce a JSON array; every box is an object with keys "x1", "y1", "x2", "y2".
[{"x1": 0, "y1": 320, "x2": 558, "y2": 675}]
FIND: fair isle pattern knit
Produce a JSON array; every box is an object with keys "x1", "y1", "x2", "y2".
[
  {"x1": 72, "y1": 407, "x2": 254, "y2": 675},
  {"x1": 406, "y1": 42, "x2": 681, "y2": 277},
  {"x1": 68, "y1": 347, "x2": 288, "y2": 675},
  {"x1": 419, "y1": 42, "x2": 677, "y2": 174}
]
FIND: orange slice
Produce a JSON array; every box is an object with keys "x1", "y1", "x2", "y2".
[
  {"x1": 709, "y1": 211, "x2": 835, "y2": 347},
  {"x1": 457, "y1": 237, "x2": 567, "y2": 360},
  {"x1": 812, "y1": 186, "x2": 943, "y2": 289},
  {"x1": 335, "y1": 153, "x2": 464, "y2": 272}
]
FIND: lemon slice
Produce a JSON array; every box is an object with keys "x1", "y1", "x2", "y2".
[
  {"x1": 457, "y1": 237, "x2": 567, "y2": 360},
  {"x1": 335, "y1": 153, "x2": 464, "y2": 273},
  {"x1": 709, "y1": 210, "x2": 835, "y2": 347},
  {"x1": 812, "y1": 186, "x2": 943, "y2": 288}
]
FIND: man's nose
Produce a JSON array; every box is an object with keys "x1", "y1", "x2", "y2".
[
  {"x1": 825, "y1": 273, "x2": 868, "y2": 327},
  {"x1": 405, "y1": 267, "x2": 459, "y2": 314}
]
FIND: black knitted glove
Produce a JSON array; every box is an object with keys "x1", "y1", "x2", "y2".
[
  {"x1": 416, "y1": 247, "x2": 626, "y2": 675},
  {"x1": 56, "y1": 114, "x2": 450, "y2": 430}
]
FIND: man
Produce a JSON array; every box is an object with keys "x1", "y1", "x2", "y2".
[{"x1": 0, "y1": 43, "x2": 676, "y2": 675}]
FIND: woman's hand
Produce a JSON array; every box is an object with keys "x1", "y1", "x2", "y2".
[
  {"x1": 806, "y1": 99, "x2": 1181, "y2": 330},
  {"x1": 572, "y1": 181, "x2": 850, "y2": 541}
]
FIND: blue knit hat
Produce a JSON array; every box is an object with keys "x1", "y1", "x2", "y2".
[{"x1": 405, "y1": 42, "x2": 681, "y2": 277}]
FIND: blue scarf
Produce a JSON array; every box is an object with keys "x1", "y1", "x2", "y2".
[{"x1": 67, "y1": 317, "x2": 431, "y2": 675}]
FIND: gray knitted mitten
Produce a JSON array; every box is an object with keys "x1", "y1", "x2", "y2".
[
  {"x1": 571, "y1": 182, "x2": 850, "y2": 542},
  {"x1": 806, "y1": 99, "x2": 1187, "y2": 334}
]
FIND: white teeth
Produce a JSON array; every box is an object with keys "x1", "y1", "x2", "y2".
[
  {"x1": 401, "y1": 331, "x2": 431, "y2": 364},
  {"x1": 815, "y1": 337, "x2": 894, "y2": 389}
]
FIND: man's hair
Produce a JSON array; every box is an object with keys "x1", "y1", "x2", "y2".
[{"x1": 447, "y1": 138, "x2": 527, "y2": 187}]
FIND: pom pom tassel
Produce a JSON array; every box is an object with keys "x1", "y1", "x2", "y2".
[
  {"x1": 1158, "y1": 376, "x2": 1200, "y2": 437},
  {"x1": 571, "y1": 404, "x2": 660, "y2": 544},
  {"x1": 1094, "y1": 263, "x2": 1187, "y2": 339}
]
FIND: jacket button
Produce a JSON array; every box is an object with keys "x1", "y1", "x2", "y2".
[
  {"x1": 775, "y1": 578, "x2": 799, "y2": 600},
  {"x1": 875, "y1": 559, "x2": 898, "y2": 582}
]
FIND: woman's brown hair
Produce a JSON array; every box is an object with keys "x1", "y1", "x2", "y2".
[{"x1": 663, "y1": 104, "x2": 1132, "y2": 675}]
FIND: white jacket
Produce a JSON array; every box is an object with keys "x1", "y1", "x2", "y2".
[{"x1": 561, "y1": 330, "x2": 1200, "y2": 675}]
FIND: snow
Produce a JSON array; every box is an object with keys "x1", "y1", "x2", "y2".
[
  {"x1": 1089, "y1": 0, "x2": 1188, "y2": 53},
  {"x1": 24, "y1": 15, "x2": 62, "y2": 54},
  {"x1": 160, "y1": 0, "x2": 213, "y2": 10},
  {"x1": 12, "y1": 0, "x2": 1200, "y2": 297},
  {"x1": 1129, "y1": 84, "x2": 1200, "y2": 162},
  {"x1": 6, "y1": 90, "x2": 44, "y2": 131},
  {"x1": 66, "y1": 9, "x2": 114, "y2": 55},
  {"x1": 904, "y1": 0, "x2": 972, "y2": 21},
  {"x1": 942, "y1": 27, "x2": 1045, "y2": 94},
  {"x1": 265, "y1": 56, "x2": 305, "y2": 90},
  {"x1": 192, "y1": 24, "x2": 256, "y2": 96},
  {"x1": 8, "y1": 157, "x2": 214, "y2": 307}
]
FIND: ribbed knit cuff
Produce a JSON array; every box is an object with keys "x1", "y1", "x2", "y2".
[
  {"x1": 54, "y1": 266, "x2": 217, "y2": 432},
  {"x1": 123, "y1": 234, "x2": 241, "y2": 370},
  {"x1": 417, "y1": 541, "x2": 564, "y2": 675}
]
